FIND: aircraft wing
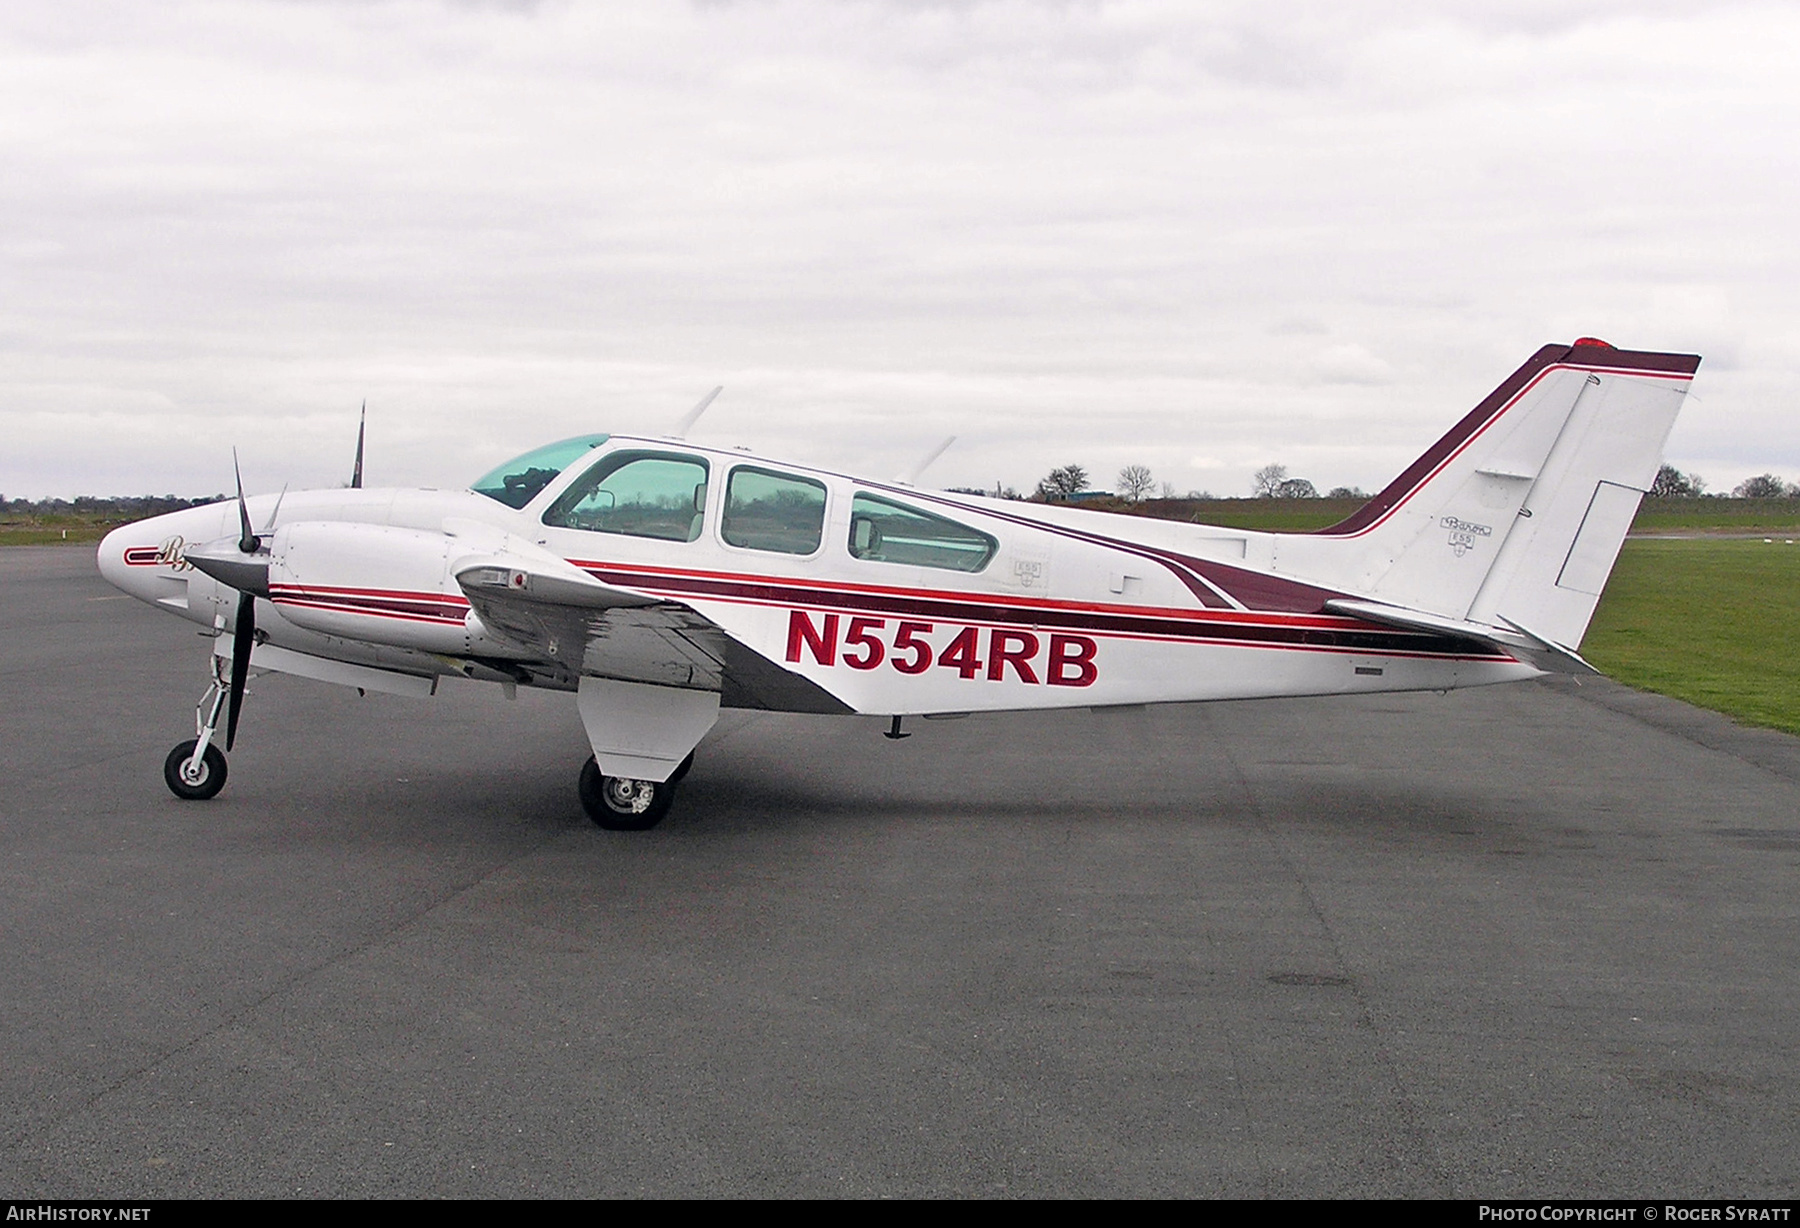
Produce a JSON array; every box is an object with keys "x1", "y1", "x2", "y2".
[
  {"x1": 453, "y1": 558, "x2": 851, "y2": 713},
  {"x1": 1322, "y1": 597, "x2": 1600, "y2": 675}
]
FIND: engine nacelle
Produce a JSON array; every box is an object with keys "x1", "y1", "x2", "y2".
[{"x1": 267, "y1": 521, "x2": 473, "y2": 653}]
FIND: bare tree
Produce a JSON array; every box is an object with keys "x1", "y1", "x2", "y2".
[
  {"x1": 1117, "y1": 464, "x2": 1154, "y2": 503},
  {"x1": 1651, "y1": 464, "x2": 1706, "y2": 497},
  {"x1": 1252, "y1": 464, "x2": 1288, "y2": 498},
  {"x1": 1733, "y1": 473, "x2": 1795, "y2": 499},
  {"x1": 1254, "y1": 465, "x2": 1317, "y2": 498},
  {"x1": 1035, "y1": 464, "x2": 1089, "y2": 501}
]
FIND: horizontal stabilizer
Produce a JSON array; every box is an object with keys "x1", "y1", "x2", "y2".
[
  {"x1": 1493, "y1": 614, "x2": 1601, "y2": 676},
  {"x1": 1324, "y1": 597, "x2": 1599, "y2": 676}
]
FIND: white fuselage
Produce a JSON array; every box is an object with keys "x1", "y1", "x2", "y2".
[{"x1": 99, "y1": 435, "x2": 1536, "y2": 716}]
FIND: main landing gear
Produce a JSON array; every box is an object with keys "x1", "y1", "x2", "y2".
[
  {"x1": 163, "y1": 659, "x2": 233, "y2": 801},
  {"x1": 577, "y1": 750, "x2": 693, "y2": 831}
]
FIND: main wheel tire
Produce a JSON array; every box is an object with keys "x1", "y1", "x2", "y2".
[
  {"x1": 578, "y1": 755, "x2": 675, "y2": 831},
  {"x1": 163, "y1": 739, "x2": 227, "y2": 801},
  {"x1": 670, "y1": 750, "x2": 695, "y2": 784}
]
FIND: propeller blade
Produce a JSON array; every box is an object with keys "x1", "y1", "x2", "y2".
[
  {"x1": 672, "y1": 386, "x2": 722, "y2": 439},
  {"x1": 262, "y1": 483, "x2": 288, "y2": 536},
  {"x1": 897, "y1": 435, "x2": 956, "y2": 485},
  {"x1": 233, "y1": 449, "x2": 258, "y2": 554},
  {"x1": 225, "y1": 591, "x2": 254, "y2": 751},
  {"x1": 351, "y1": 402, "x2": 365, "y2": 488}
]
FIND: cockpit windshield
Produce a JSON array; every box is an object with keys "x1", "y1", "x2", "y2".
[{"x1": 470, "y1": 435, "x2": 610, "y2": 509}]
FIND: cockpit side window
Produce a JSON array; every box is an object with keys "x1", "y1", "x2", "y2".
[
  {"x1": 848, "y1": 493, "x2": 997, "y2": 572},
  {"x1": 541, "y1": 451, "x2": 710, "y2": 542},
  {"x1": 721, "y1": 466, "x2": 827, "y2": 555},
  {"x1": 470, "y1": 435, "x2": 610, "y2": 509}
]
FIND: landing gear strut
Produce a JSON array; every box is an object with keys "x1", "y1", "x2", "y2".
[
  {"x1": 164, "y1": 659, "x2": 232, "y2": 801},
  {"x1": 578, "y1": 754, "x2": 685, "y2": 831}
]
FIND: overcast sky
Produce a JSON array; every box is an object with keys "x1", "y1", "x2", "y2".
[{"x1": 3, "y1": 0, "x2": 1796, "y2": 501}]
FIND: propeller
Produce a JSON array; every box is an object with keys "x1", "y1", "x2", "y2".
[
  {"x1": 351, "y1": 401, "x2": 365, "y2": 488},
  {"x1": 226, "y1": 450, "x2": 259, "y2": 751}
]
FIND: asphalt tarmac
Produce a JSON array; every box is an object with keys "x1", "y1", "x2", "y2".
[{"x1": 4, "y1": 546, "x2": 1799, "y2": 1199}]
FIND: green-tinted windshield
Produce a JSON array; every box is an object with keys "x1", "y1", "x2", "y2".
[{"x1": 470, "y1": 435, "x2": 610, "y2": 509}]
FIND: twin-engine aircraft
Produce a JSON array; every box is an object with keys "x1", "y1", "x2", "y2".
[{"x1": 100, "y1": 339, "x2": 1699, "y2": 828}]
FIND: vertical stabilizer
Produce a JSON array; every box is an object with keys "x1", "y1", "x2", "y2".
[{"x1": 1272, "y1": 341, "x2": 1699, "y2": 647}]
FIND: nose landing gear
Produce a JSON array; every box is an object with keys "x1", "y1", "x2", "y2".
[
  {"x1": 164, "y1": 738, "x2": 227, "y2": 800},
  {"x1": 163, "y1": 660, "x2": 232, "y2": 801}
]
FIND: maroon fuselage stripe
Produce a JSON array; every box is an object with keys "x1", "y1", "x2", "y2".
[
  {"x1": 265, "y1": 562, "x2": 1506, "y2": 660},
  {"x1": 577, "y1": 563, "x2": 1510, "y2": 660},
  {"x1": 270, "y1": 583, "x2": 470, "y2": 625}
]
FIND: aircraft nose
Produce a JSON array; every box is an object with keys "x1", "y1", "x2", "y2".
[
  {"x1": 98, "y1": 521, "x2": 166, "y2": 601},
  {"x1": 98, "y1": 507, "x2": 223, "y2": 608}
]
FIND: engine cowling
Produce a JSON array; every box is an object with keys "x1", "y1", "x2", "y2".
[{"x1": 266, "y1": 521, "x2": 473, "y2": 653}]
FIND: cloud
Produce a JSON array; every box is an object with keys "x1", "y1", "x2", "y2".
[
  {"x1": 0, "y1": 0, "x2": 1794, "y2": 499},
  {"x1": 1310, "y1": 343, "x2": 1393, "y2": 385}
]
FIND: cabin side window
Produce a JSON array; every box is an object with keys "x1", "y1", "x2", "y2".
[
  {"x1": 541, "y1": 451, "x2": 710, "y2": 542},
  {"x1": 721, "y1": 466, "x2": 827, "y2": 556},
  {"x1": 847, "y1": 494, "x2": 997, "y2": 573}
]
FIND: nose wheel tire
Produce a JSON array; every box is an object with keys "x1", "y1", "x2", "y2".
[
  {"x1": 164, "y1": 740, "x2": 228, "y2": 801},
  {"x1": 579, "y1": 755, "x2": 675, "y2": 831}
]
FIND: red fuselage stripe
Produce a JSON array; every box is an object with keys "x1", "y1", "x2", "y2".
[
  {"x1": 265, "y1": 567, "x2": 1508, "y2": 660},
  {"x1": 574, "y1": 563, "x2": 1510, "y2": 660}
]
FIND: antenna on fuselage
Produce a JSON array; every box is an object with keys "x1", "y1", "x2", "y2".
[
  {"x1": 896, "y1": 435, "x2": 956, "y2": 485},
  {"x1": 350, "y1": 402, "x2": 366, "y2": 488},
  {"x1": 671, "y1": 386, "x2": 723, "y2": 439}
]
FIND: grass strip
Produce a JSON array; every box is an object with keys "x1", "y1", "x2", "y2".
[{"x1": 1582, "y1": 538, "x2": 1800, "y2": 736}]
